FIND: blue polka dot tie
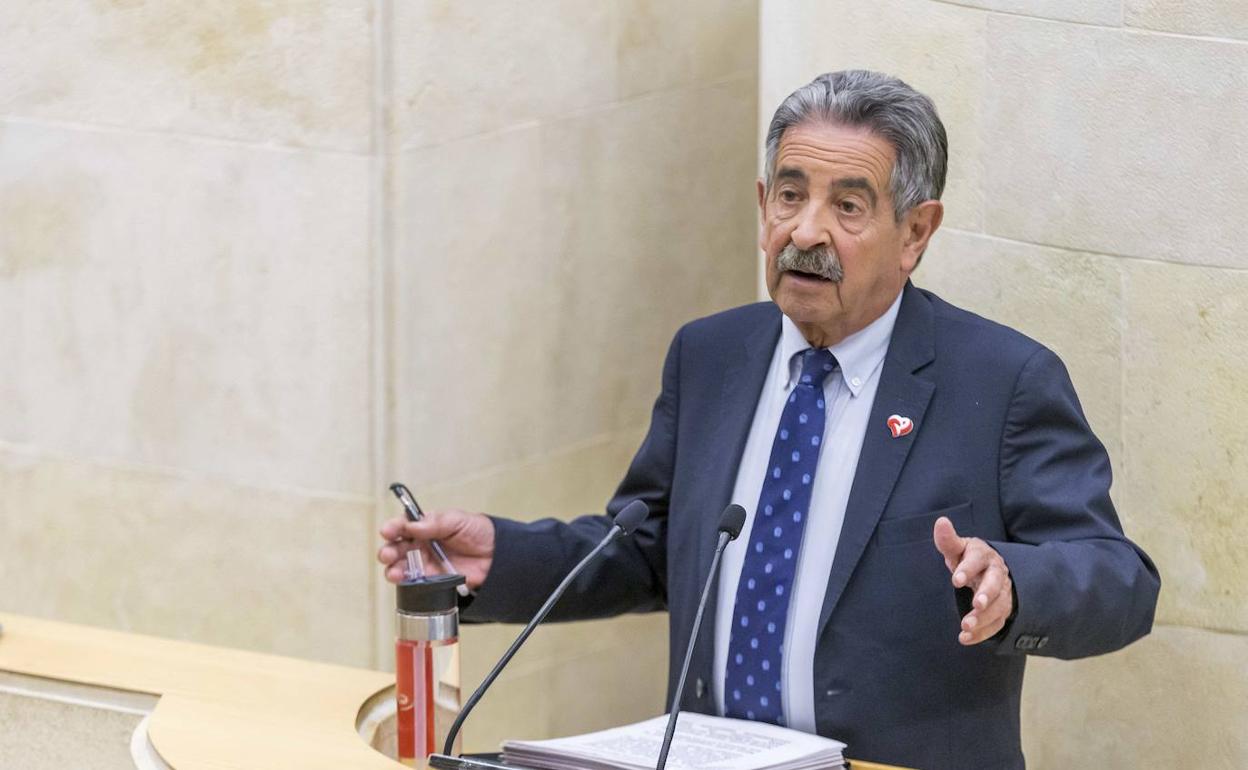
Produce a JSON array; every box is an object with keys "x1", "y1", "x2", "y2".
[{"x1": 724, "y1": 347, "x2": 838, "y2": 725}]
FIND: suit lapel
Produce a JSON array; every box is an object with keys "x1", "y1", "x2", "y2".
[
  {"x1": 817, "y1": 283, "x2": 936, "y2": 636},
  {"x1": 695, "y1": 313, "x2": 781, "y2": 583},
  {"x1": 686, "y1": 310, "x2": 780, "y2": 698}
]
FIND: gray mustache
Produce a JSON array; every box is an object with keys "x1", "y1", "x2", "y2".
[{"x1": 777, "y1": 243, "x2": 843, "y2": 282}]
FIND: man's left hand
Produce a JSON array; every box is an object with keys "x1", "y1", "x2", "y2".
[{"x1": 933, "y1": 516, "x2": 1014, "y2": 645}]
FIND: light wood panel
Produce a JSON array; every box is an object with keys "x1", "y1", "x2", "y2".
[
  {"x1": 0, "y1": 613, "x2": 395, "y2": 769},
  {"x1": 0, "y1": 613, "x2": 913, "y2": 769}
]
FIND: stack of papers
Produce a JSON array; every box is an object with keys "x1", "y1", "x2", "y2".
[{"x1": 502, "y1": 712, "x2": 846, "y2": 770}]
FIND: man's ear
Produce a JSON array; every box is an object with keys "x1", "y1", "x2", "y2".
[
  {"x1": 757, "y1": 178, "x2": 768, "y2": 249},
  {"x1": 901, "y1": 200, "x2": 944, "y2": 273}
]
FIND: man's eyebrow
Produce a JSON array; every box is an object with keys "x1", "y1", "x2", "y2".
[
  {"x1": 774, "y1": 167, "x2": 807, "y2": 184},
  {"x1": 830, "y1": 177, "x2": 878, "y2": 206}
]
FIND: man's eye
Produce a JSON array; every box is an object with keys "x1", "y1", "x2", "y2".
[
  {"x1": 839, "y1": 200, "x2": 862, "y2": 214},
  {"x1": 779, "y1": 190, "x2": 800, "y2": 203}
]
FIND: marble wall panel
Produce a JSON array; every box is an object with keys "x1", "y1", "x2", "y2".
[
  {"x1": 0, "y1": 1, "x2": 373, "y2": 151},
  {"x1": 1121, "y1": 262, "x2": 1248, "y2": 633},
  {"x1": 391, "y1": 123, "x2": 550, "y2": 487},
  {"x1": 0, "y1": 446, "x2": 374, "y2": 667},
  {"x1": 455, "y1": 614, "x2": 668, "y2": 753},
  {"x1": 616, "y1": 0, "x2": 758, "y2": 100},
  {"x1": 1021, "y1": 626, "x2": 1248, "y2": 768},
  {"x1": 920, "y1": 230, "x2": 1124, "y2": 470},
  {"x1": 1126, "y1": 0, "x2": 1248, "y2": 40},
  {"x1": 546, "y1": 616, "x2": 668, "y2": 734},
  {"x1": 0, "y1": 122, "x2": 372, "y2": 495},
  {"x1": 394, "y1": 1, "x2": 759, "y2": 151},
  {"x1": 983, "y1": 16, "x2": 1248, "y2": 268},
  {"x1": 941, "y1": 0, "x2": 1120, "y2": 25},
  {"x1": 453, "y1": 643, "x2": 556, "y2": 754},
  {"x1": 760, "y1": 0, "x2": 987, "y2": 232},
  {"x1": 392, "y1": 0, "x2": 615, "y2": 150},
  {"x1": 393, "y1": 81, "x2": 757, "y2": 486},
  {"x1": 415, "y1": 429, "x2": 649, "y2": 519}
]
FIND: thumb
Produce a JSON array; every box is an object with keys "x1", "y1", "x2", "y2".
[{"x1": 932, "y1": 516, "x2": 966, "y2": 568}]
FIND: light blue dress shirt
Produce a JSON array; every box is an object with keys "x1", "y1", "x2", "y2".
[{"x1": 714, "y1": 290, "x2": 902, "y2": 732}]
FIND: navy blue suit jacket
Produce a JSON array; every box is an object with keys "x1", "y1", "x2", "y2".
[{"x1": 467, "y1": 282, "x2": 1160, "y2": 769}]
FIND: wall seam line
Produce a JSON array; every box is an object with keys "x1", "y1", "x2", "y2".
[
  {"x1": 1118, "y1": 256, "x2": 1129, "y2": 516},
  {"x1": 0, "y1": 115, "x2": 370, "y2": 158},
  {"x1": 973, "y1": 4, "x2": 991, "y2": 236},
  {"x1": 395, "y1": 72, "x2": 756, "y2": 156},
  {"x1": 927, "y1": 0, "x2": 1248, "y2": 45},
  {"x1": 421, "y1": 424, "x2": 652, "y2": 497},
  {"x1": 940, "y1": 228, "x2": 1248, "y2": 272},
  {"x1": 1153, "y1": 622, "x2": 1248, "y2": 639},
  {"x1": 0, "y1": 440, "x2": 374, "y2": 505},
  {"x1": 367, "y1": 0, "x2": 397, "y2": 671}
]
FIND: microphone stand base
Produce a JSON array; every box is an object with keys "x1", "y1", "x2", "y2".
[{"x1": 429, "y1": 752, "x2": 540, "y2": 770}]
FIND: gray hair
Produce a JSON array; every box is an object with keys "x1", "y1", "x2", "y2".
[{"x1": 764, "y1": 70, "x2": 948, "y2": 221}]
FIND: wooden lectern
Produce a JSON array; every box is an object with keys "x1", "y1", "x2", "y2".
[{"x1": 0, "y1": 613, "x2": 912, "y2": 770}]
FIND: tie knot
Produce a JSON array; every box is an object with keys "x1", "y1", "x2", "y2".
[{"x1": 795, "y1": 348, "x2": 838, "y2": 389}]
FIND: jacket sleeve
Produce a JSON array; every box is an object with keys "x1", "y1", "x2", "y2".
[
  {"x1": 989, "y1": 346, "x2": 1160, "y2": 658},
  {"x1": 462, "y1": 327, "x2": 682, "y2": 624}
]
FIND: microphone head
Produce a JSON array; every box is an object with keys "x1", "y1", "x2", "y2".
[
  {"x1": 613, "y1": 500, "x2": 650, "y2": 535},
  {"x1": 719, "y1": 504, "x2": 747, "y2": 540}
]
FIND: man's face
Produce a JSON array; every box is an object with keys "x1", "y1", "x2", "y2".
[{"x1": 759, "y1": 121, "x2": 938, "y2": 345}]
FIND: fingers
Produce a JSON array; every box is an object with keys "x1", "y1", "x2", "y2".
[
  {"x1": 399, "y1": 509, "x2": 469, "y2": 543},
  {"x1": 379, "y1": 539, "x2": 446, "y2": 585},
  {"x1": 932, "y1": 516, "x2": 967, "y2": 567},
  {"x1": 379, "y1": 516, "x2": 408, "y2": 541},
  {"x1": 948, "y1": 536, "x2": 1005, "y2": 590},
  {"x1": 973, "y1": 561, "x2": 1008, "y2": 611},
  {"x1": 376, "y1": 511, "x2": 462, "y2": 565},
  {"x1": 376, "y1": 518, "x2": 408, "y2": 562},
  {"x1": 377, "y1": 535, "x2": 411, "y2": 585},
  {"x1": 384, "y1": 561, "x2": 409, "y2": 584},
  {"x1": 947, "y1": 537, "x2": 1013, "y2": 646},
  {"x1": 377, "y1": 516, "x2": 427, "y2": 583},
  {"x1": 959, "y1": 573, "x2": 1013, "y2": 645},
  {"x1": 950, "y1": 544, "x2": 992, "y2": 588}
]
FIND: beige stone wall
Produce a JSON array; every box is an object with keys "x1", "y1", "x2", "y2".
[
  {"x1": 762, "y1": 1, "x2": 1248, "y2": 767},
  {"x1": 0, "y1": 1, "x2": 379, "y2": 668},
  {"x1": 0, "y1": 0, "x2": 759, "y2": 753},
  {"x1": 386, "y1": 0, "x2": 759, "y2": 750}
]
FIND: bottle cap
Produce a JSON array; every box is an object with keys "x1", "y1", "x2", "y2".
[{"x1": 397, "y1": 573, "x2": 466, "y2": 614}]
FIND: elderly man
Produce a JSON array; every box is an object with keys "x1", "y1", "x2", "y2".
[{"x1": 379, "y1": 70, "x2": 1159, "y2": 769}]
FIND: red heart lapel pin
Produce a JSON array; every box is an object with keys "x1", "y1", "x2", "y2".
[{"x1": 887, "y1": 414, "x2": 913, "y2": 438}]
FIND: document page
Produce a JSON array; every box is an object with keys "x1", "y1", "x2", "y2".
[{"x1": 502, "y1": 712, "x2": 845, "y2": 770}]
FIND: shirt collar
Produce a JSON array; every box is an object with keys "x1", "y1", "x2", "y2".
[{"x1": 778, "y1": 289, "x2": 904, "y2": 397}]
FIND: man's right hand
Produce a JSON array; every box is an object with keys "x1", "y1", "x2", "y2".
[{"x1": 377, "y1": 508, "x2": 495, "y2": 589}]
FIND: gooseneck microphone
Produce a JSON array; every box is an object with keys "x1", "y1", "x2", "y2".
[
  {"x1": 656, "y1": 503, "x2": 747, "y2": 770},
  {"x1": 437, "y1": 499, "x2": 651, "y2": 759}
]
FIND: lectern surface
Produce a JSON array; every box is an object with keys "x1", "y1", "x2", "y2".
[{"x1": 0, "y1": 612, "x2": 914, "y2": 770}]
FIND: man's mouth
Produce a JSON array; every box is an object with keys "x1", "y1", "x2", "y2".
[{"x1": 785, "y1": 269, "x2": 834, "y2": 282}]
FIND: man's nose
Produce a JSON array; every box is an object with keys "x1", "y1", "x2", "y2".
[{"x1": 788, "y1": 206, "x2": 831, "y2": 250}]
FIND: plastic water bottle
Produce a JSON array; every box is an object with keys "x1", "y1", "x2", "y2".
[{"x1": 396, "y1": 573, "x2": 465, "y2": 767}]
